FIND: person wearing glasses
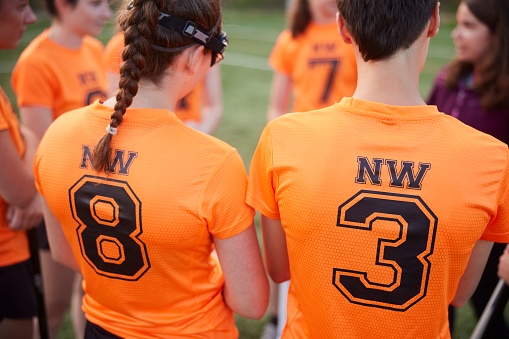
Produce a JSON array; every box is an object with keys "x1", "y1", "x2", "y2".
[{"x1": 33, "y1": 1, "x2": 268, "y2": 338}]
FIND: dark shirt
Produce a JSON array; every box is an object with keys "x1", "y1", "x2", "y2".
[{"x1": 428, "y1": 68, "x2": 509, "y2": 144}]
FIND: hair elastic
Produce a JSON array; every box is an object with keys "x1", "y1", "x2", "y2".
[{"x1": 106, "y1": 125, "x2": 118, "y2": 136}]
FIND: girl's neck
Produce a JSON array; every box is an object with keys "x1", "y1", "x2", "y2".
[
  {"x1": 312, "y1": 16, "x2": 336, "y2": 25},
  {"x1": 104, "y1": 80, "x2": 179, "y2": 113},
  {"x1": 48, "y1": 22, "x2": 83, "y2": 49}
]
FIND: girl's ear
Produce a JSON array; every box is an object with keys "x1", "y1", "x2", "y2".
[
  {"x1": 336, "y1": 12, "x2": 352, "y2": 44},
  {"x1": 185, "y1": 45, "x2": 207, "y2": 75}
]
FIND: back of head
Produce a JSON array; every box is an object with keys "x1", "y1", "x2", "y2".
[
  {"x1": 336, "y1": 0, "x2": 438, "y2": 61},
  {"x1": 92, "y1": 0, "x2": 222, "y2": 172}
]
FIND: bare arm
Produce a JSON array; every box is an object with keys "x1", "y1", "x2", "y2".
[
  {"x1": 4, "y1": 110, "x2": 48, "y2": 228},
  {"x1": 266, "y1": 72, "x2": 292, "y2": 122},
  {"x1": 213, "y1": 222, "x2": 269, "y2": 319},
  {"x1": 189, "y1": 66, "x2": 223, "y2": 134},
  {"x1": 0, "y1": 130, "x2": 36, "y2": 207},
  {"x1": 19, "y1": 106, "x2": 53, "y2": 140},
  {"x1": 451, "y1": 240, "x2": 493, "y2": 307},
  {"x1": 261, "y1": 215, "x2": 290, "y2": 283},
  {"x1": 42, "y1": 199, "x2": 80, "y2": 272},
  {"x1": 498, "y1": 244, "x2": 509, "y2": 285}
]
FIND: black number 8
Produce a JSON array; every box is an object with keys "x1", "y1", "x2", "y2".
[
  {"x1": 333, "y1": 190, "x2": 437, "y2": 311},
  {"x1": 70, "y1": 175, "x2": 150, "y2": 281}
]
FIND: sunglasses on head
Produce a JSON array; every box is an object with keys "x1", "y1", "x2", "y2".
[{"x1": 154, "y1": 12, "x2": 228, "y2": 67}]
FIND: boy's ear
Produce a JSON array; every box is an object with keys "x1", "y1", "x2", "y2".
[
  {"x1": 336, "y1": 12, "x2": 352, "y2": 44},
  {"x1": 427, "y1": 2, "x2": 441, "y2": 37}
]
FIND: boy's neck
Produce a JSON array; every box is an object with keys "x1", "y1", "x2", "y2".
[{"x1": 353, "y1": 49, "x2": 427, "y2": 107}]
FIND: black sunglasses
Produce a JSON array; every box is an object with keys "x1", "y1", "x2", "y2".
[{"x1": 156, "y1": 12, "x2": 228, "y2": 67}]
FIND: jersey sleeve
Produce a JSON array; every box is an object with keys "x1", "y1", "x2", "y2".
[
  {"x1": 482, "y1": 147, "x2": 509, "y2": 242},
  {"x1": 246, "y1": 123, "x2": 280, "y2": 219},
  {"x1": 200, "y1": 148, "x2": 255, "y2": 239},
  {"x1": 0, "y1": 89, "x2": 11, "y2": 131},
  {"x1": 12, "y1": 56, "x2": 57, "y2": 109},
  {"x1": 269, "y1": 30, "x2": 295, "y2": 76}
]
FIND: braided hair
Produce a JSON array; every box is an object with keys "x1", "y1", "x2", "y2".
[{"x1": 92, "y1": 0, "x2": 221, "y2": 172}]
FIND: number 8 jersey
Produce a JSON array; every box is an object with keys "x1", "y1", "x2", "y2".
[
  {"x1": 247, "y1": 97, "x2": 509, "y2": 339},
  {"x1": 34, "y1": 101, "x2": 255, "y2": 338}
]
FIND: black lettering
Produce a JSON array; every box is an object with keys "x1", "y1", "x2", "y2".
[
  {"x1": 387, "y1": 160, "x2": 431, "y2": 190},
  {"x1": 355, "y1": 157, "x2": 383, "y2": 186}
]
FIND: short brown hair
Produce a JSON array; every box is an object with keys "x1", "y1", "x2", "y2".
[{"x1": 337, "y1": 0, "x2": 438, "y2": 61}]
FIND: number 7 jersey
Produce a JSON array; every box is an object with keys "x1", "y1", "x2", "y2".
[
  {"x1": 247, "y1": 97, "x2": 509, "y2": 338},
  {"x1": 269, "y1": 22, "x2": 357, "y2": 112}
]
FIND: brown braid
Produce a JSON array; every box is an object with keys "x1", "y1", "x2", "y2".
[
  {"x1": 92, "y1": 0, "x2": 221, "y2": 172},
  {"x1": 289, "y1": 0, "x2": 312, "y2": 38}
]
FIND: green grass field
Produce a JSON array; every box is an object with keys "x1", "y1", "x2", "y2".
[{"x1": 0, "y1": 6, "x2": 506, "y2": 339}]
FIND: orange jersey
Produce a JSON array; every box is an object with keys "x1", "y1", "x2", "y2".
[
  {"x1": 247, "y1": 97, "x2": 509, "y2": 338},
  {"x1": 34, "y1": 100, "x2": 254, "y2": 338},
  {"x1": 104, "y1": 32, "x2": 203, "y2": 122},
  {"x1": 12, "y1": 29, "x2": 107, "y2": 119},
  {"x1": 269, "y1": 23, "x2": 357, "y2": 112},
  {"x1": 0, "y1": 87, "x2": 29, "y2": 267}
]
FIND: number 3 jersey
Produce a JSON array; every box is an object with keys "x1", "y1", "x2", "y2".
[
  {"x1": 11, "y1": 29, "x2": 107, "y2": 120},
  {"x1": 269, "y1": 22, "x2": 357, "y2": 112},
  {"x1": 34, "y1": 101, "x2": 255, "y2": 338},
  {"x1": 247, "y1": 97, "x2": 509, "y2": 339}
]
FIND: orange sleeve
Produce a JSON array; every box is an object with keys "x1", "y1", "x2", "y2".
[
  {"x1": 12, "y1": 55, "x2": 57, "y2": 109},
  {"x1": 482, "y1": 147, "x2": 509, "y2": 242},
  {"x1": 246, "y1": 123, "x2": 280, "y2": 219},
  {"x1": 269, "y1": 30, "x2": 295, "y2": 76},
  {"x1": 200, "y1": 148, "x2": 255, "y2": 239},
  {"x1": 104, "y1": 33, "x2": 124, "y2": 75},
  {"x1": 0, "y1": 90, "x2": 9, "y2": 131}
]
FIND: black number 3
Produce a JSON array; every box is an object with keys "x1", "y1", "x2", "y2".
[
  {"x1": 69, "y1": 175, "x2": 150, "y2": 281},
  {"x1": 333, "y1": 190, "x2": 438, "y2": 311}
]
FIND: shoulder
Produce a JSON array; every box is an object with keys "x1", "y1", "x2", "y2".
[
  {"x1": 274, "y1": 29, "x2": 294, "y2": 47},
  {"x1": 47, "y1": 105, "x2": 91, "y2": 140},
  {"x1": 84, "y1": 36, "x2": 105, "y2": 53},
  {"x1": 105, "y1": 32, "x2": 124, "y2": 51},
  {"x1": 267, "y1": 106, "x2": 334, "y2": 135},
  {"x1": 442, "y1": 114, "x2": 508, "y2": 157},
  {"x1": 16, "y1": 31, "x2": 52, "y2": 65}
]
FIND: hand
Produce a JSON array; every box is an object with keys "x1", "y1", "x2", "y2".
[
  {"x1": 498, "y1": 244, "x2": 509, "y2": 284},
  {"x1": 7, "y1": 193, "x2": 43, "y2": 231}
]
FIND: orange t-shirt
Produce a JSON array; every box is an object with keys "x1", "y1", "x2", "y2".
[
  {"x1": 269, "y1": 22, "x2": 357, "y2": 112},
  {"x1": 0, "y1": 87, "x2": 29, "y2": 267},
  {"x1": 104, "y1": 32, "x2": 203, "y2": 122},
  {"x1": 247, "y1": 97, "x2": 509, "y2": 338},
  {"x1": 34, "y1": 100, "x2": 254, "y2": 338},
  {"x1": 12, "y1": 29, "x2": 107, "y2": 120}
]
